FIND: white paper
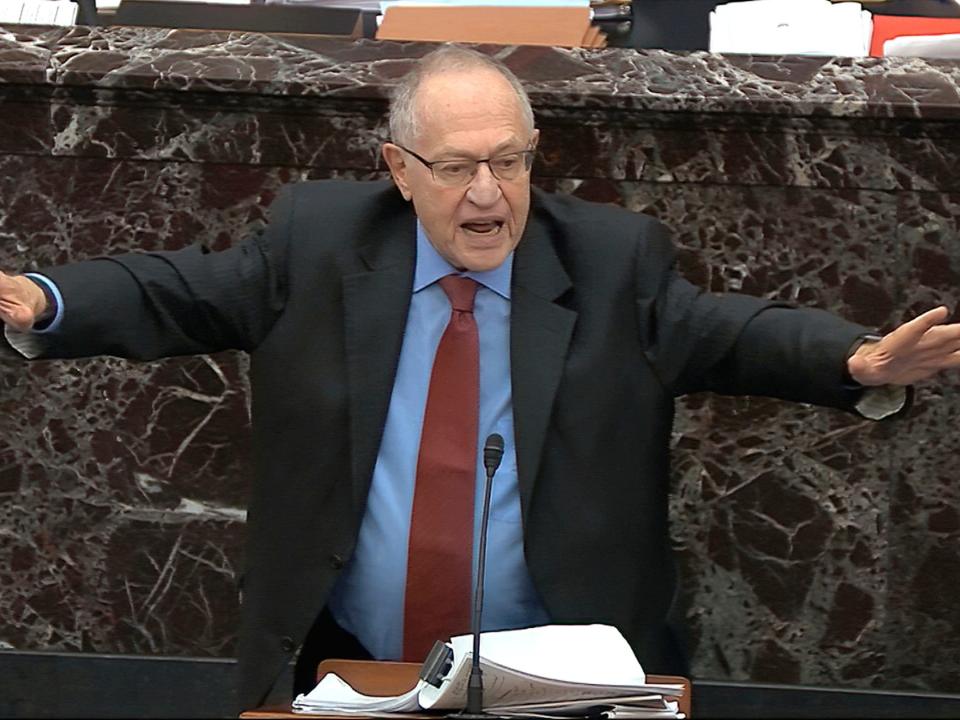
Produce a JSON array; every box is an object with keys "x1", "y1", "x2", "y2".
[
  {"x1": 0, "y1": 0, "x2": 77, "y2": 25},
  {"x1": 455, "y1": 624, "x2": 647, "y2": 686},
  {"x1": 105, "y1": 0, "x2": 251, "y2": 6},
  {"x1": 418, "y1": 625, "x2": 680, "y2": 711},
  {"x1": 884, "y1": 32, "x2": 960, "y2": 59},
  {"x1": 293, "y1": 673, "x2": 426, "y2": 713},
  {"x1": 709, "y1": 0, "x2": 872, "y2": 57},
  {"x1": 293, "y1": 625, "x2": 683, "y2": 718},
  {"x1": 53, "y1": 0, "x2": 77, "y2": 22}
]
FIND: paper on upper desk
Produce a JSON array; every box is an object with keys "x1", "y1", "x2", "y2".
[
  {"x1": 53, "y1": 0, "x2": 77, "y2": 23},
  {"x1": 103, "y1": 0, "x2": 250, "y2": 7},
  {"x1": 884, "y1": 33, "x2": 960, "y2": 59},
  {"x1": 292, "y1": 672, "x2": 426, "y2": 714},
  {"x1": 30, "y1": 0, "x2": 58, "y2": 23},
  {"x1": 265, "y1": 0, "x2": 382, "y2": 11},
  {"x1": 98, "y1": 0, "x2": 249, "y2": 10},
  {"x1": 709, "y1": 0, "x2": 870, "y2": 56},
  {"x1": 1, "y1": 0, "x2": 78, "y2": 24},
  {"x1": 709, "y1": 0, "x2": 872, "y2": 57}
]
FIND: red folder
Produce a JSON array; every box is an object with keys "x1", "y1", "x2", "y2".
[{"x1": 870, "y1": 15, "x2": 960, "y2": 56}]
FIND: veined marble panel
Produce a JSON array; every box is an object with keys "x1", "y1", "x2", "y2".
[{"x1": 0, "y1": 26, "x2": 958, "y2": 696}]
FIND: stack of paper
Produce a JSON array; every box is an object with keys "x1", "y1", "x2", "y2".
[
  {"x1": 99, "y1": 0, "x2": 251, "y2": 11},
  {"x1": 868, "y1": 14, "x2": 960, "y2": 57},
  {"x1": 376, "y1": 0, "x2": 606, "y2": 48},
  {"x1": 264, "y1": 0, "x2": 381, "y2": 10},
  {"x1": 709, "y1": 0, "x2": 873, "y2": 57},
  {"x1": 293, "y1": 624, "x2": 685, "y2": 718},
  {"x1": 883, "y1": 32, "x2": 960, "y2": 59},
  {"x1": 0, "y1": 0, "x2": 78, "y2": 24}
]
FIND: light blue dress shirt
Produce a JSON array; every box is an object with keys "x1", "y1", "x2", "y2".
[{"x1": 326, "y1": 223, "x2": 550, "y2": 659}]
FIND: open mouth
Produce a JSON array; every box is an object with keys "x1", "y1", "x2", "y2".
[{"x1": 460, "y1": 220, "x2": 504, "y2": 236}]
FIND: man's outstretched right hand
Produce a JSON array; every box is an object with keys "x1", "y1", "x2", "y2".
[{"x1": 0, "y1": 272, "x2": 48, "y2": 332}]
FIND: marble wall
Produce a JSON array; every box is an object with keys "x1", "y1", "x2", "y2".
[{"x1": 0, "y1": 25, "x2": 958, "y2": 694}]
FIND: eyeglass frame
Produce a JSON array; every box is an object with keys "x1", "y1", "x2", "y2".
[{"x1": 393, "y1": 143, "x2": 537, "y2": 185}]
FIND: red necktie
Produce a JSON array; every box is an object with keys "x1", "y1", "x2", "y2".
[{"x1": 402, "y1": 275, "x2": 480, "y2": 661}]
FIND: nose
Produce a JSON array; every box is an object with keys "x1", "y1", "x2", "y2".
[{"x1": 465, "y1": 162, "x2": 501, "y2": 206}]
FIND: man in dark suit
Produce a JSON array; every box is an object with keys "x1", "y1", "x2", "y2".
[{"x1": 1, "y1": 46, "x2": 958, "y2": 710}]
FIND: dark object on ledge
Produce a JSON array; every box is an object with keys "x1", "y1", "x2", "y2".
[
  {"x1": 614, "y1": 0, "x2": 960, "y2": 51},
  {"x1": 72, "y1": 0, "x2": 98, "y2": 24},
  {"x1": 612, "y1": 0, "x2": 734, "y2": 51},
  {"x1": 113, "y1": 0, "x2": 363, "y2": 36},
  {"x1": 868, "y1": 0, "x2": 960, "y2": 17}
]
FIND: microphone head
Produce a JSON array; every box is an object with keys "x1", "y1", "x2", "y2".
[{"x1": 483, "y1": 433, "x2": 505, "y2": 474}]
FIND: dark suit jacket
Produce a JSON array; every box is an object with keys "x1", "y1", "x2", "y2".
[{"x1": 33, "y1": 179, "x2": 871, "y2": 709}]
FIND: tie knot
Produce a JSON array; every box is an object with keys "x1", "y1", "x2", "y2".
[{"x1": 438, "y1": 275, "x2": 478, "y2": 313}]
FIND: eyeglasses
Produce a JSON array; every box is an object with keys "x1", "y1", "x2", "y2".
[{"x1": 396, "y1": 144, "x2": 535, "y2": 187}]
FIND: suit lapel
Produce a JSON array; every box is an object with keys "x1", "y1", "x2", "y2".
[
  {"x1": 511, "y1": 205, "x2": 577, "y2": 525},
  {"x1": 341, "y1": 190, "x2": 577, "y2": 523},
  {"x1": 343, "y1": 200, "x2": 416, "y2": 516}
]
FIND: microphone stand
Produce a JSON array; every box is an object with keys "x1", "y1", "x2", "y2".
[{"x1": 453, "y1": 433, "x2": 503, "y2": 719}]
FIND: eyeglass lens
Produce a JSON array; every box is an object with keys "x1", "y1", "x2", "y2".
[{"x1": 432, "y1": 152, "x2": 533, "y2": 185}]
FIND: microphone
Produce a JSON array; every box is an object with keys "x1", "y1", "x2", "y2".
[
  {"x1": 457, "y1": 433, "x2": 504, "y2": 718},
  {"x1": 483, "y1": 433, "x2": 505, "y2": 477}
]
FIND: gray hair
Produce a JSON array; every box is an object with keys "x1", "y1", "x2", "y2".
[{"x1": 388, "y1": 46, "x2": 535, "y2": 147}]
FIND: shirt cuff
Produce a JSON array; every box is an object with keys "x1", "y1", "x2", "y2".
[
  {"x1": 4, "y1": 325, "x2": 45, "y2": 359},
  {"x1": 855, "y1": 384, "x2": 907, "y2": 420},
  {"x1": 23, "y1": 272, "x2": 64, "y2": 333},
  {"x1": 3, "y1": 273, "x2": 64, "y2": 359}
]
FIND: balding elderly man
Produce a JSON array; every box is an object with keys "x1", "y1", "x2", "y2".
[{"x1": 1, "y1": 46, "x2": 958, "y2": 710}]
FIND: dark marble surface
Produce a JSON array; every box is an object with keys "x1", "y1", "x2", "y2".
[
  {"x1": 3, "y1": 24, "x2": 960, "y2": 119},
  {"x1": 0, "y1": 25, "x2": 959, "y2": 697}
]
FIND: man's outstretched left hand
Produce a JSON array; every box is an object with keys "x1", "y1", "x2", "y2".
[{"x1": 848, "y1": 306, "x2": 960, "y2": 386}]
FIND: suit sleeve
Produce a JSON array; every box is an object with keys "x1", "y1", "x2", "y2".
[
  {"x1": 19, "y1": 187, "x2": 294, "y2": 361},
  {"x1": 635, "y1": 217, "x2": 872, "y2": 413}
]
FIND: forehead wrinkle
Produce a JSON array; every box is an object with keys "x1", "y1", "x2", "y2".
[
  {"x1": 411, "y1": 69, "x2": 528, "y2": 147},
  {"x1": 417, "y1": 100, "x2": 521, "y2": 137},
  {"x1": 430, "y1": 135, "x2": 528, "y2": 160}
]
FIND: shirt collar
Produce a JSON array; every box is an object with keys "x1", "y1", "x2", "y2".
[{"x1": 413, "y1": 220, "x2": 513, "y2": 299}]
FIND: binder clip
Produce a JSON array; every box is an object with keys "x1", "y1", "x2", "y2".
[{"x1": 419, "y1": 640, "x2": 454, "y2": 688}]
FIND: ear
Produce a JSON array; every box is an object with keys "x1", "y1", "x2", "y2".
[
  {"x1": 382, "y1": 143, "x2": 413, "y2": 201},
  {"x1": 530, "y1": 128, "x2": 540, "y2": 150}
]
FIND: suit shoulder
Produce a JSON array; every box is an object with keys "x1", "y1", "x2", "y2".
[
  {"x1": 266, "y1": 179, "x2": 407, "y2": 240},
  {"x1": 278, "y1": 178, "x2": 399, "y2": 212},
  {"x1": 531, "y1": 188, "x2": 675, "y2": 270}
]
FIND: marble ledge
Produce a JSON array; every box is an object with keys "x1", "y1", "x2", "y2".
[{"x1": 2, "y1": 24, "x2": 960, "y2": 121}]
